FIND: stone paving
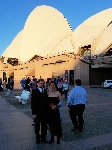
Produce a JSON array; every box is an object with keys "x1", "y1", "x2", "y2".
[{"x1": 0, "y1": 85, "x2": 112, "y2": 150}]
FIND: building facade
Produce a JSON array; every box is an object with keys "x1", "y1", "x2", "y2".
[{"x1": 0, "y1": 6, "x2": 112, "y2": 87}]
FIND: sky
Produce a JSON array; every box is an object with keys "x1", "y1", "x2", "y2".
[{"x1": 0, "y1": 0, "x2": 112, "y2": 56}]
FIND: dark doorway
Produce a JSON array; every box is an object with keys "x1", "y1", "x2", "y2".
[
  {"x1": 3, "y1": 72, "x2": 6, "y2": 82},
  {"x1": 65, "y1": 70, "x2": 68, "y2": 81},
  {"x1": 69, "y1": 70, "x2": 74, "y2": 85},
  {"x1": 89, "y1": 67, "x2": 112, "y2": 85}
]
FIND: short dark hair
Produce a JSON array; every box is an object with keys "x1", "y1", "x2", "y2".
[
  {"x1": 33, "y1": 78, "x2": 36, "y2": 81},
  {"x1": 75, "y1": 79, "x2": 81, "y2": 86},
  {"x1": 49, "y1": 81, "x2": 56, "y2": 87},
  {"x1": 38, "y1": 78, "x2": 44, "y2": 83}
]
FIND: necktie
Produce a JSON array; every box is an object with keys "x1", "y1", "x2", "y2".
[{"x1": 42, "y1": 89, "x2": 44, "y2": 93}]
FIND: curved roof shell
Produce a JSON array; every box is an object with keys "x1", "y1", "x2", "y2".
[
  {"x1": 2, "y1": 6, "x2": 112, "y2": 62},
  {"x1": 73, "y1": 8, "x2": 112, "y2": 55},
  {"x1": 2, "y1": 30, "x2": 23, "y2": 62},
  {"x1": 19, "y1": 5, "x2": 72, "y2": 62},
  {"x1": 94, "y1": 23, "x2": 112, "y2": 55},
  {"x1": 45, "y1": 34, "x2": 76, "y2": 56}
]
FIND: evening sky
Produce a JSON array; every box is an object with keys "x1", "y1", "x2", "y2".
[{"x1": 0, "y1": 0, "x2": 112, "y2": 55}]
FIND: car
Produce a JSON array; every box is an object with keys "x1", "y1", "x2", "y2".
[{"x1": 102, "y1": 80, "x2": 112, "y2": 89}]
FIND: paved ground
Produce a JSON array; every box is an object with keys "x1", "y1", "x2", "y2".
[{"x1": 0, "y1": 85, "x2": 112, "y2": 150}]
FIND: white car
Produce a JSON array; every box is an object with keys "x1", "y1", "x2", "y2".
[{"x1": 102, "y1": 80, "x2": 112, "y2": 88}]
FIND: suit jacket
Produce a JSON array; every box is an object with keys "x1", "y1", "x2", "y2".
[{"x1": 31, "y1": 88, "x2": 48, "y2": 117}]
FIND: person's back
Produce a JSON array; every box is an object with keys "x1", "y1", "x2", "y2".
[
  {"x1": 67, "y1": 79, "x2": 88, "y2": 132},
  {"x1": 20, "y1": 78, "x2": 25, "y2": 84},
  {"x1": 25, "y1": 77, "x2": 31, "y2": 91},
  {"x1": 5, "y1": 80, "x2": 13, "y2": 98},
  {"x1": 71, "y1": 86, "x2": 87, "y2": 104},
  {"x1": 10, "y1": 80, "x2": 14, "y2": 90},
  {"x1": 8, "y1": 77, "x2": 10, "y2": 84},
  {"x1": 32, "y1": 80, "x2": 36, "y2": 90}
]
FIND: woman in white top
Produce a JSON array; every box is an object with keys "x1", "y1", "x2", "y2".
[{"x1": 62, "y1": 79, "x2": 69, "y2": 100}]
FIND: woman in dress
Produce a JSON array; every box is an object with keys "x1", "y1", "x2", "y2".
[{"x1": 48, "y1": 81, "x2": 63, "y2": 144}]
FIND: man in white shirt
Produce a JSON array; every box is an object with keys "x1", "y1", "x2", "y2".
[{"x1": 67, "y1": 79, "x2": 88, "y2": 132}]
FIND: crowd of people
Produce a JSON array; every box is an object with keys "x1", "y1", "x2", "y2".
[
  {"x1": 20, "y1": 76, "x2": 69, "y2": 100},
  {"x1": 5, "y1": 75, "x2": 88, "y2": 144}
]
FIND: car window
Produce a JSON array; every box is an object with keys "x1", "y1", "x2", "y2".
[{"x1": 106, "y1": 81, "x2": 112, "y2": 83}]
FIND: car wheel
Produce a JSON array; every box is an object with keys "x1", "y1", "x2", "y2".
[{"x1": 110, "y1": 85, "x2": 112, "y2": 89}]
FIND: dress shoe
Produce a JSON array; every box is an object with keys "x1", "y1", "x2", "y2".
[
  {"x1": 57, "y1": 137, "x2": 60, "y2": 144},
  {"x1": 77, "y1": 127, "x2": 82, "y2": 132},
  {"x1": 57, "y1": 140, "x2": 60, "y2": 144},
  {"x1": 72, "y1": 128, "x2": 77, "y2": 132},
  {"x1": 41, "y1": 139, "x2": 48, "y2": 143},
  {"x1": 49, "y1": 139, "x2": 54, "y2": 144},
  {"x1": 32, "y1": 123, "x2": 35, "y2": 126},
  {"x1": 36, "y1": 139, "x2": 40, "y2": 144},
  {"x1": 36, "y1": 134, "x2": 40, "y2": 144},
  {"x1": 49, "y1": 135, "x2": 54, "y2": 144}
]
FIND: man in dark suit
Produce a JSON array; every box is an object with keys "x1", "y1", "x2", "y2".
[{"x1": 32, "y1": 78, "x2": 48, "y2": 144}]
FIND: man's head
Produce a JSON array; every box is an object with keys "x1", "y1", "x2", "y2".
[
  {"x1": 75, "y1": 79, "x2": 81, "y2": 86},
  {"x1": 38, "y1": 78, "x2": 45, "y2": 88}
]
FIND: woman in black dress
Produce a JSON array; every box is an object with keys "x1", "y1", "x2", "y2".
[{"x1": 48, "y1": 81, "x2": 62, "y2": 144}]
